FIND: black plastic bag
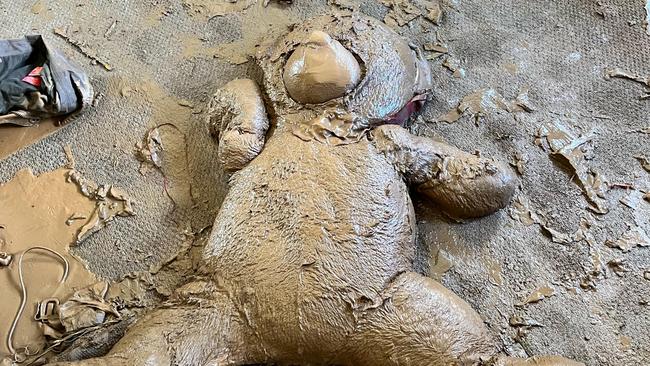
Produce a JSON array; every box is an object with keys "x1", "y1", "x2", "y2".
[{"x1": 0, "y1": 35, "x2": 93, "y2": 126}]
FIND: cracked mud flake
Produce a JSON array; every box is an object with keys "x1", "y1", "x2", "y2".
[
  {"x1": 509, "y1": 195, "x2": 573, "y2": 244},
  {"x1": 381, "y1": 0, "x2": 421, "y2": 27},
  {"x1": 646, "y1": 0, "x2": 650, "y2": 35},
  {"x1": 509, "y1": 314, "x2": 545, "y2": 328},
  {"x1": 425, "y1": 2, "x2": 443, "y2": 24},
  {"x1": 441, "y1": 56, "x2": 466, "y2": 78},
  {"x1": 429, "y1": 249, "x2": 454, "y2": 281},
  {"x1": 440, "y1": 88, "x2": 508, "y2": 123},
  {"x1": 328, "y1": 0, "x2": 359, "y2": 11},
  {"x1": 519, "y1": 284, "x2": 556, "y2": 306},
  {"x1": 439, "y1": 88, "x2": 533, "y2": 123},
  {"x1": 634, "y1": 155, "x2": 650, "y2": 172},
  {"x1": 606, "y1": 227, "x2": 650, "y2": 252},
  {"x1": 182, "y1": 0, "x2": 256, "y2": 20},
  {"x1": 607, "y1": 258, "x2": 629, "y2": 277},
  {"x1": 510, "y1": 151, "x2": 527, "y2": 175},
  {"x1": 536, "y1": 121, "x2": 608, "y2": 214},
  {"x1": 605, "y1": 67, "x2": 650, "y2": 87},
  {"x1": 423, "y1": 41, "x2": 449, "y2": 59},
  {"x1": 380, "y1": 0, "x2": 445, "y2": 27}
]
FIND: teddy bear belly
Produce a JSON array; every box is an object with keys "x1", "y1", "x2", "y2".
[{"x1": 202, "y1": 134, "x2": 417, "y2": 358}]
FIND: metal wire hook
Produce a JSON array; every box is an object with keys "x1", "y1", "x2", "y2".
[{"x1": 6, "y1": 247, "x2": 69, "y2": 361}]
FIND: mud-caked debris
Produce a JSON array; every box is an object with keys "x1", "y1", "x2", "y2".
[{"x1": 58, "y1": 282, "x2": 120, "y2": 333}]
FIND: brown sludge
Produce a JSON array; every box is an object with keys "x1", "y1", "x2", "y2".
[
  {"x1": 0, "y1": 168, "x2": 99, "y2": 356},
  {"x1": 0, "y1": 154, "x2": 135, "y2": 360},
  {"x1": 46, "y1": 14, "x2": 583, "y2": 366}
]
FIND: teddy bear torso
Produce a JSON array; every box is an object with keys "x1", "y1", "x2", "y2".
[{"x1": 203, "y1": 130, "x2": 416, "y2": 360}]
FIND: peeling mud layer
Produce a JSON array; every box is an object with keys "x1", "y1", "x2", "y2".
[{"x1": 0, "y1": 1, "x2": 648, "y2": 365}]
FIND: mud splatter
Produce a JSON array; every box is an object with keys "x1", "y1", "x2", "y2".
[
  {"x1": 181, "y1": 6, "x2": 298, "y2": 66},
  {"x1": 620, "y1": 335, "x2": 632, "y2": 351}
]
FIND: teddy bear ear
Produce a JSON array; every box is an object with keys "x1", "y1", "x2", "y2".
[{"x1": 337, "y1": 16, "x2": 433, "y2": 123}]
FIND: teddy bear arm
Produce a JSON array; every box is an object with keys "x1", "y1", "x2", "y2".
[
  {"x1": 206, "y1": 79, "x2": 270, "y2": 172},
  {"x1": 371, "y1": 124, "x2": 516, "y2": 219}
]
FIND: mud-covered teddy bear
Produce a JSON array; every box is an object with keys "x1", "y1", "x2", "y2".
[{"x1": 50, "y1": 14, "x2": 583, "y2": 366}]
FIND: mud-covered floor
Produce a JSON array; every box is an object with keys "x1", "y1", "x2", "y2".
[{"x1": 0, "y1": 0, "x2": 649, "y2": 365}]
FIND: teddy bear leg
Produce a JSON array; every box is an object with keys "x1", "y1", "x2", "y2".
[
  {"x1": 493, "y1": 355, "x2": 585, "y2": 366},
  {"x1": 206, "y1": 79, "x2": 270, "y2": 172},
  {"x1": 371, "y1": 124, "x2": 516, "y2": 219},
  {"x1": 343, "y1": 272, "x2": 586, "y2": 365},
  {"x1": 344, "y1": 271, "x2": 495, "y2": 365},
  {"x1": 47, "y1": 292, "x2": 265, "y2": 366}
]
